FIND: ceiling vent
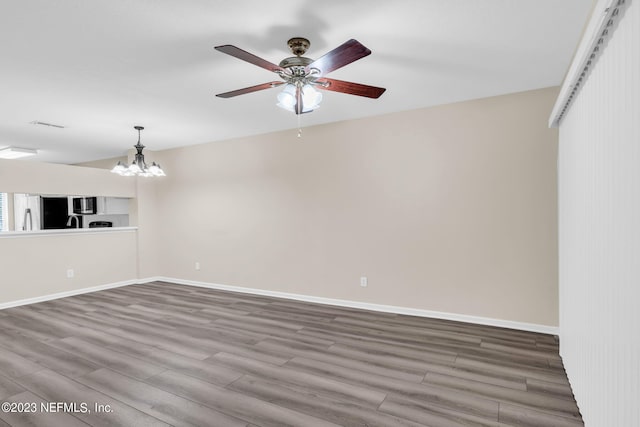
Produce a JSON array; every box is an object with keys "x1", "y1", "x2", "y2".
[{"x1": 29, "y1": 121, "x2": 65, "y2": 129}]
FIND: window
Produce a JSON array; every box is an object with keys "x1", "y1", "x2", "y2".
[{"x1": 0, "y1": 193, "x2": 7, "y2": 231}]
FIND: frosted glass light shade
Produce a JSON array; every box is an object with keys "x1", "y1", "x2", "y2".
[
  {"x1": 128, "y1": 163, "x2": 142, "y2": 174},
  {"x1": 276, "y1": 84, "x2": 297, "y2": 111},
  {"x1": 110, "y1": 161, "x2": 127, "y2": 174},
  {"x1": 301, "y1": 84, "x2": 322, "y2": 110},
  {"x1": 276, "y1": 84, "x2": 322, "y2": 113}
]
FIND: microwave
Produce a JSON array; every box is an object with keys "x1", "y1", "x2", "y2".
[{"x1": 72, "y1": 196, "x2": 97, "y2": 214}]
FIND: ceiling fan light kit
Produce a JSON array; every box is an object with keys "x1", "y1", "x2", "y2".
[
  {"x1": 277, "y1": 83, "x2": 323, "y2": 113},
  {"x1": 214, "y1": 37, "x2": 386, "y2": 115},
  {"x1": 111, "y1": 126, "x2": 166, "y2": 177}
]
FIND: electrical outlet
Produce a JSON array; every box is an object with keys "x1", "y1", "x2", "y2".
[
  {"x1": 195, "y1": 262, "x2": 201, "y2": 271},
  {"x1": 67, "y1": 269, "x2": 74, "y2": 279},
  {"x1": 360, "y1": 276, "x2": 368, "y2": 287}
]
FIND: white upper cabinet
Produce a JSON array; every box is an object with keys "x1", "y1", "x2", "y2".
[{"x1": 96, "y1": 197, "x2": 130, "y2": 215}]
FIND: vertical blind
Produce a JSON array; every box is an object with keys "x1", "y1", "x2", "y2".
[
  {"x1": 556, "y1": 0, "x2": 639, "y2": 425},
  {"x1": 0, "y1": 193, "x2": 5, "y2": 231}
]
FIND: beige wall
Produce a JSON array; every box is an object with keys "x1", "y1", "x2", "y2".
[
  {"x1": 0, "y1": 231, "x2": 137, "y2": 303},
  {"x1": 0, "y1": 158, "x2": 136, "y2": 197},
  {"x1": 152, "y1": 87, "x2": 559, "y2": 326},
  {"x1": 133, "y1": 177, "x2": 161, "y2": 279},
  {"x1": 70, "y1": 154, "x2": 162, "y2": 278},
  {"x1": 0, "y1": 88, "x2": 559, "y2": 326},
  {"x1": 74, "y1": 156, "x2": 127, "y2": 170},
  {"x1": 69, "y1": 153, "x2": 164, "y2": 279},
  {"x1": 0, "y1": 160, "x2": 141, "y2": 305}
]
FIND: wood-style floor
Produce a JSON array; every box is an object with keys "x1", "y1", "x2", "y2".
[{"x1": 0, "y1": 282, "x2": 582, "y2": 427}]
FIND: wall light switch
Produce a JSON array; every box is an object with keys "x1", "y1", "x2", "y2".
[
  {"x1": 195, "y1": 262, "x2": 201, "y2": 271},
  {"x1": 360, "y1": 276, "x2": 368, "y2": 287},
  {"x1": 67, "y1": 269, "x2": 74, "y2": 278}
]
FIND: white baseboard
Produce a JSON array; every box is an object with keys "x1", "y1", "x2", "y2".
[
  {"x1": 154, "y1": 276, "x2": 559, "y2": 335},
  {"x1": 0, "y1": 279, "x2": 139, "y2": 310},
  {"x1": 0, "y1": 275, "x2": 559, "y2": 335}
]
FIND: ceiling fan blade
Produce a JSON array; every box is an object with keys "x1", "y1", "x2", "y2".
[
  {"x1": 306, "y1": 39, "x2": 371, "y2": 76},
  {"x1": 216, "y1": 81, "x2": 285, "y2": 98},
  {"x1": 215, "y1": 45, "x2": 284, "y2": 73},
  {"x1": 315, "y1": 78, "x2": 386, "y2": 98}
]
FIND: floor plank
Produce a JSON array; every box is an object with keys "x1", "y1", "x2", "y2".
[
  {"x1": 146, "y1": 369, "x2": 341, "y2": 427},
  {"x1": 208, "y1": 352, "x2": 386, "y2": 407},
  {"x1": 0, "y1": 282, "x2": 583, "y2": 426},
  {"x1": 77, "y1": 368, "x2": 248, "y2": 427},
  {"x1": 228, "y1": 375, "x2": 424, "y2": 427},
  {"x1": 12, "y1": 369, "x2": 170, "y2": 426}
]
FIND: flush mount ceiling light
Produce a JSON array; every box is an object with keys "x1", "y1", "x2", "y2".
[
  {"x1": 214, "y1": 37, "x2": 386, "y2": 115},
  {"x1": 0, "y1": 147, "x2": 38, "y2": 159},
  {"x1": 111, "y1": 126, "x2": 165, "y2": 177}
]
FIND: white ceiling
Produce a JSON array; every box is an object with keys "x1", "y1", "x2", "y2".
[{"x1": 0, "y1": 0, "x2": 593, "y2": 164}]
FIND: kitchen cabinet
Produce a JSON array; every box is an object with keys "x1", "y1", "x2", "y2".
[{"x1": 96, "y1": 197, "x2": 129, "y2": 215}]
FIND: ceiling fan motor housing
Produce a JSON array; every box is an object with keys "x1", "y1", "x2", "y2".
[
  {"x1": 278, "y1": 56, "x2": 313, "y2": 69},
  {"x1": 280, "y1": 37, "x2": 314, "y2": 71}
]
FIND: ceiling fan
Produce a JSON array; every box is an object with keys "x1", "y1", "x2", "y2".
[{"x1": 214, "y1": 37, "x2": 386, "y2": 115}]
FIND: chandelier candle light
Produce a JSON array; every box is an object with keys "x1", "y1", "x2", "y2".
[{"x1": 111, "y1": 126, "x2": 165, "y2": 177}]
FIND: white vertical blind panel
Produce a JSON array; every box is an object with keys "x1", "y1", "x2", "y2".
[{"x1": 558, "y1": 1, "x2": 640, "y2": 426}]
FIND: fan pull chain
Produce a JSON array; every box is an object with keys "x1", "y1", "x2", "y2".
[{"x1": 297, "y1": 114, "x2": 302, "y2": 138}]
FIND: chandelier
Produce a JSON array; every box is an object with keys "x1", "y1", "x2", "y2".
[{"x1": 111, "y1": 126, "x2": 165, "y2": 177}]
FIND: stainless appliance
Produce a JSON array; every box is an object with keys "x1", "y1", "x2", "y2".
[
  {"x1": 72, "y1": 197, "x2": 97, "y2": 214},
  {"x1": 40, "y1": 197, "x2": 70, "y2": 229},
  {"x1": 14, "y1": 194, "x2": 84, "y2": 231},
  {"x1": 23, "y1": 208, "x2": 34, "y2": 231},
  {"x1": 14, "y1": 194, "x2": 41, "y2": 231}
]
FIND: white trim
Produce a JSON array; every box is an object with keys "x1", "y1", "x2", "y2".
[
  {"x1": 156, "y1": 277, "x2": 559, "y2": 335},
  {"x1": 0, "y1": 226, "x2": 137, "y2": 239},
  {"x1": 0, "y1": 279, "x2": 138, "y2": 310},
  {"x1": 0, "y1": 275, "x2": 559, "y2": 335},
  {"x1": 136, "y1": 276, "x2": 163, "y2": 284}
]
